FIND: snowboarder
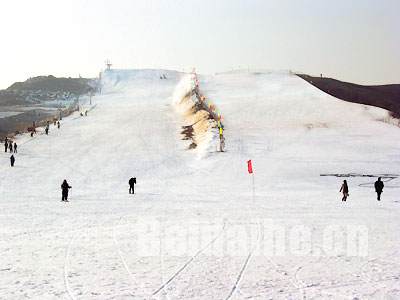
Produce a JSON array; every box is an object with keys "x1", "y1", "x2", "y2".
[
  {"x1": 61, "y1": 180, "x2": 72, "y2": 202},
  {"x1": 10, "y1": 155, "x2": 15, "y2": 167},
  {"x1": 57, "y1": 121, "x2": 60, "y2": 129},
  {"x1": 129, "y1": 177, "x2": 136, "y2": 194},
  {"x1": 13, "y1": 143, "x2": 17, "y2": 153},
  {"x1": 339, "y1": 180, "x2": 349, "y2": 202},
  {"x1": 374, "y1": 177, "x2": 384, "y2": 201}
]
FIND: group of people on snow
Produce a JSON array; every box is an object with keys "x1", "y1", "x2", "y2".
[
  {"x1": 58, "y1": 177, "x2": 137, "y2": 202},
  {"x1": 4, "y1": 137, "x2": 17, "y2": 167},
  {"x1": 4, "y1": 117, "x2": 62, "y2": 167},
  {"x1": 4, "y1": 137, "x2": 17, "y2": 154},
  {"x1": 340, "y1": 177, "x2": 384, "y2": 202}
]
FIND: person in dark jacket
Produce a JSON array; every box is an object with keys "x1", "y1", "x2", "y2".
[
  {"x1": 45, "y1": 126, "x2": 49, "y2": 135},
  {"x1": 374, "y1": 177, "x2": 384, "y2": 201},
  {"x1": 129, "y1": 177, "x2": 136, "y2": 194},
  {"x1": 61, "y1": 180, "x2": 72, "y2": 202},
  {"x1": 13, "y1": 143, "x2": 17, "y2": 153},
  {"x1": 339, "y1": 180, "x2": 349, "y2": 202},
  {"x1": 10, "y1": 155, "x2": 15, "y2": 167},
  {"x1": 4, "y1": 141, "x2": 8, "y2": 152},
  {"x1": 8, "y1": 141, "x2": 13, "y2": 153}
]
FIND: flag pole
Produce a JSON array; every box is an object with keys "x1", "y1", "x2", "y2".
[
  {"x1": 252, "y1": 172, "x2": 255, "y2": 204},
  {"x1": 248, "y1": 159, "x2": 255, "y2": 205}
]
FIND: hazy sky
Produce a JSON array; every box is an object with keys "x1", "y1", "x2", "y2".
[{"x1": 1, "y1": 0, "x2": 399, "y2": 89}]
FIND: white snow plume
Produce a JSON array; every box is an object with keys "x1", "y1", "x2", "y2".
[{"x1": 173, "y1": 74, "x2": 220, "y2": 158}]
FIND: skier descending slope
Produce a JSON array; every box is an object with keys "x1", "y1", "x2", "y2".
[
  {"x1": 375, "y1": 177, "x2": 384, "y2": 201},
  {"x1": 61, "y1": 180, "x2": 72, "y2": 202},
  {"x1": 10, "y1": 155, "x2": 15, "y2": 167},
  {"x1": 129, "y1": 177, "x2": 136, "y2": 194},
  {"x1": 339, "y1": 180, "x2": 349, "y2": 202}
]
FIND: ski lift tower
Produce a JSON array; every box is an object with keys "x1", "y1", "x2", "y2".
[{"x1": 105, "y1": 59, "x2": 112, "y2": 70}]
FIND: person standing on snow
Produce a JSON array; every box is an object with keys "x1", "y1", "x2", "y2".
[
  {"x1": 8, "y1": 141, "x2": 13, "y2": 153},
  {"x1": 61, "y1": 180, "x2": 72, "y2": 202},
  {"x1": 129, "y1": 177, "x2": 136, "y2": 194},
  {"x1": 4, "y1": 140, "x2": 8, "y2": 152},
  {"x1": 13, "y1": 143, "x2": 17, "y2": 153},
  {"x1": 339, "y1": 180, "x2": 349, "y2": 202},
  {"x1": 10, "y1": 155, "x2": 15, "y2": 167},
  {"x1": 45, "y1": 126, "x2": 49, "y2": 135},
  {"x1": 374, "y1": 177, "x2": 384, "y2": 201},
  {"x1": 57, "y1": 121, "x2": 60, "y2": 129}
]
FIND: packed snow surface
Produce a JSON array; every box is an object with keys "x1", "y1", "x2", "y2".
[{"x1": 1, "y1": 69, "x2": 400, "y2": 299}]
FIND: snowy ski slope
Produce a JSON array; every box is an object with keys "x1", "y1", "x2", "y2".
[{"x1": 0, "y1": 69, "x2": 399, "y2": 299}]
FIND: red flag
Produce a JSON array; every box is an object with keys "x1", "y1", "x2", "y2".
[{"x1": 247, "y1": 160, "x2": 253, "y2": 174}]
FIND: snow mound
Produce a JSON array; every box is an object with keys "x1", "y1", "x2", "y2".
[{"x1": 173, "y1": 74, "x2": 220, "y2": 158}]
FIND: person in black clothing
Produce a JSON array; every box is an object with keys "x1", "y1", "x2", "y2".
[
  {"x1": 4, "y1": 141, "x2": 7, "y2": 152},
  {"x1": 10, "y1": 155, "x2": 15, "y2": 167},
  {"x1": 13, "y1": 143, "x2": 17, "y2": 153},
  {"x1": 374, "y1": 177, "x2": 384, "y2": 201},
  {"x1": 9, "y1": 141, "x2": 13, "y2": 153},
  {"x1": 61, "y1": 180, "x2": 72, "y2": 202},
  {"x1": 45, "y1": 126, "x2": 49, "y2": 135},
  {"x1": 339, "y1": 180, "x2": 349, "y2": 202},
  {"x1": 129, "y1": 177, "x2": 136, "y2": 194}
]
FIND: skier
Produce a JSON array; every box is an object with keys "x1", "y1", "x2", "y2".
[
  {"x1": 13, "y1": 143, "x2": 17, "y2": 153},
  {"x1": 10, "y1": 155, "x2": 15, "y2": 167},
  {"x1": 61, "y1": 180, "x2": 72, "y2": 202},
  {"x1": 57, "y1": 121, "x2": 60, "y2": 129},
  {"x1": 339, "y1": 180, "x2": 349, "y2": 202},
  {"x1": 374, "y1": 177, "x2": 384, "y2": 201},
  {"x1": 129, "y1": 177, "x2": 136, "y2": 194}
]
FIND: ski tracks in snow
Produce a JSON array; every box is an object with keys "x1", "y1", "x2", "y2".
[
  {"x1": 112, "y1": 215, "x2": 152, "y2": 299},
  {"x1": 225, "y1": 221, "x2": 261, "y2": 300},
  {"x1": 64, "y1": 219, "x2": 95, "y2": 300},
  {"x1": 149, "y1": 221, "x2": 228, "y2": 299}
]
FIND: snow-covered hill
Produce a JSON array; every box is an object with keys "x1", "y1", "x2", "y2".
[{"x1": 0, "y1": 69, "x2": 399, "y2": 299}]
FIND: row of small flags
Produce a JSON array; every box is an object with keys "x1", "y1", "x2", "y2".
[{"x1": 193, "y1": 71, "x2": 223, "y2": 135}]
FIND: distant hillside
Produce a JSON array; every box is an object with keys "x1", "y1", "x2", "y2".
[
  {"x1": 0, "y1": 75, "x2": 95, "y2": 106},
  {"x1": 0, "y1": 75, "x2": 96, "y2": 140},
  {"x1": 7, "y1": 75, "x2": 93, "y2": 93},
  {"x1": 297, "y1": 74, "x2": 400, "y2": 118}
]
